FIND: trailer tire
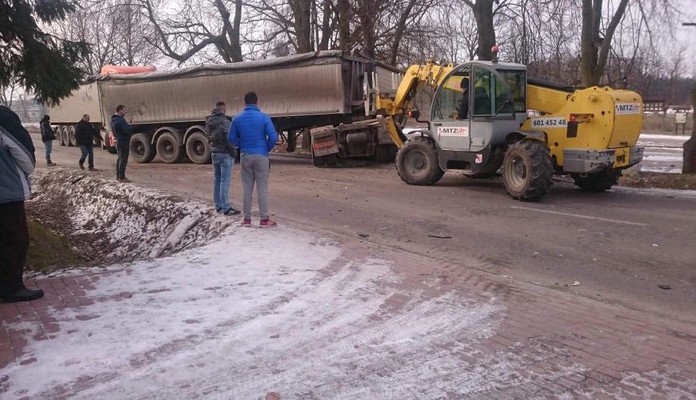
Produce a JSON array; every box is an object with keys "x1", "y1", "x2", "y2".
[
  {"x1": 185, "y1": 131, "x2": 212, "y2": 164},
  {"x1": 156, "y1": 131, "x2": 185, "y2": 163},
  {"x1": 68, "y1": 126, "x2": 76, "y2": 147},
  {"x1": 130, "y1": 133, "x2": 156, "y2": 163},
  {"x1": 502, "y1": 139, "x2": 553, "y2": 201},
  {"x1": 396, "y1": 138, "x2": 444, "y2": 185},
  {"x1": 57, "y1": 127, "x2": 65, "y2": 146},
  {"x1": 59, "y1": 126, "x2": 69, "y2": 146},
  {"x1": 571, "y1": 170, "x2": 620, "y2": 192}
]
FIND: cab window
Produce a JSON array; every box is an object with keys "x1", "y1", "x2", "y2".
[{"x1": 431, "y1": 66, "x2": 470, "y2": 120}]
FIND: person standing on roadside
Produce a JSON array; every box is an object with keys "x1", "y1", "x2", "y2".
[
  {"x1": 40, "y1": 115, "x2": 57, "y2": 166},
  {"x1": 0, "y1": 106, "x2": 44, "y2": 303},
  {"x1": 228, "y1": 92, "x2": 278, "y2": 228},
  {"x1": 206, "y1": 101, "x2": 240, "y2": 215},
  {"x1": 75, "y1": 114, "x2": 100, "y2": 171},
  {"x1": 111, "y1": 105, "x2": 132, "y2": 182}
]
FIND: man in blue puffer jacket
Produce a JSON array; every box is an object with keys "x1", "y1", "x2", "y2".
[
  {"x1": 228, "y1": 92, "x2": 278, "y2": 228},
  {"x1": 0, "y1": 106, "x2": 44, "y2": 303}
]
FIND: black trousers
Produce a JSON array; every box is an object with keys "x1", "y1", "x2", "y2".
[
  {"x1": 0, "y1": 201, "x2": 29, "y2": 295},
  {"x1": 116, "y1": 139, "x2": 129, "y2": 179}
]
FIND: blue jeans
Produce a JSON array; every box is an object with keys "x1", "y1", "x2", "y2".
[
  {"x1": 44, "y1": 140, "x2": 52, "y2": 162},
  {"x1": 212, "y1": 152, "x2": 234, "y2": 211},
  {"x1": 79, "y1": 145, "x2": 94, "y2": 168}
]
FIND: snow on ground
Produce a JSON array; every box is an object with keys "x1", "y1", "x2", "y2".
[
  {"x1": 29, "y1": 170, "x2": 235, "y2": 263},
  {"x1": 2, "y1": 227, "x2": 519, "y2": 399}
]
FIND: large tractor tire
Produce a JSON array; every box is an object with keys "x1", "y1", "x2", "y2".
[
  {"x1": 396, "y1": 138, "x2": 444, "y2": 185},
  {"x1": 130, "y1": 133, "x2": 156, "y2": 163},
  {"x1": 502, "y1": 140, "x2": 553, "y2": 201},
  {"x1": 571, "y1": 170, "x2": 620, "y2": 192},
  {"x1": 185, "y1": 131, "x2": 212, "y2": 164},
  {"x1": 156, "y1": 131, "x2": 185, "y2": 163}
]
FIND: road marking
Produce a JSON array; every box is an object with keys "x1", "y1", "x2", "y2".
[{"x1": 510, "y1": 206, "x2": 648, "y2": 227}]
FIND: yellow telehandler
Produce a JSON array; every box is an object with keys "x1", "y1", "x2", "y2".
[{"x1": 369, "y1": 55, "x2": 644, "y2": 201}]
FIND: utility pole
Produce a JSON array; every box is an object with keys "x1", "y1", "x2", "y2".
[{"x1": 682, "y1": 22, "x2": 696, "y2": 173}]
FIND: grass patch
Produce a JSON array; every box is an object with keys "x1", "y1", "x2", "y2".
[{"x1": 26, "y1": 218, "x2": 85, "y2": 273}]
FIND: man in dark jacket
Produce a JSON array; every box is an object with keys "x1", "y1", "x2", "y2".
[
  {"x1": 206, "y1": 101, "x2": 240, "y2": 215},
  {"x1": 111, "y1": 104, "x2": 132, "y2": 182},
  {"x1": 457, "y1": 77, "x2": 470, "y2": 120},
  {"x1": 0, "y1": 106, "x2": 44, "y2": 303},
  {"x1": 75, "y1": 114, "x2": 100, "y2": 171},
  {"x1": 40, "y1": 115, "x2": 57, "y2": 166}
]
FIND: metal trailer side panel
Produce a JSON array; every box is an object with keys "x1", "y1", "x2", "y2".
[
  {"x1": 98, "y1": 63, "x2": 346, "y2": 127},
  {"x1": 46, "y1": 83, "x2": 102, "y2": 124}
]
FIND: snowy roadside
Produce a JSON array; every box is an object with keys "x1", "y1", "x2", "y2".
[{"x1": 26, "y1": 169, "x2": 237, "y2": 269}]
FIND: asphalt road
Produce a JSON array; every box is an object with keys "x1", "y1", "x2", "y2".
[{"x1": 34, "y1": 133, "x2": 696, "y2": 325}]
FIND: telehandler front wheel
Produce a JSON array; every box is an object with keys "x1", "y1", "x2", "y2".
[
  {"x1": 571, "y1": 170, "x2": 620, "y2": 192},
  {"x1": 396, "y1": 138, "x2": 444, "y2": 185},
  {"x1": 502, "y1": 140, "x2": 553, "y2": 201}
]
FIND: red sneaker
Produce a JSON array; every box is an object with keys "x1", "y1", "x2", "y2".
[
  {"x1": 241, "y1": 219, "x2": 252, "y2": 227},
  {"x1": 260, "y1": 218, "x2": 277, "y2": 228}
]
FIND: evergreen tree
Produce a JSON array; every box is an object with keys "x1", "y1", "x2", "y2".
[{"x1": 0, "y1": 0, "x2": 88, "y2": 103}]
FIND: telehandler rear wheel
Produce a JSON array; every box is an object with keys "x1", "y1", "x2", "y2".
[
  {"x1": 502, "y1": 140, "x2": 553, "y2": 201},
  {"x1": 396, "y1": 138, "x2": 444, "y2": 185},
  {"x1": 571, "y1": 170, "x2": 620, "y2": 192}
]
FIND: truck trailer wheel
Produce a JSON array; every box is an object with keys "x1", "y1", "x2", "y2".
[
  {"x1": 502, "y1": 140, "x2": 553, "y2": 201},
  {"x1": 130, "y1": 133, "x2": 156, "y2": 163},
  {"x1": 68, "y1": 126, "x2": 77, "y2": 147},
  {"x1": 59, "y1": 126, "x2": 69, "y2": 146},
  {"x1": 396, "y1": 138, "x2": 444, "y2": 185},
  {"x1": 53, "y1": 126, "x2": 65, "y2": 146},
  {"x1": 156, "y1": 131, "x2": 185, "y2": 163},
  {"x1": 571, "y1": 170, "x2": 620, "y2": 192},
  {"x1": 185, "y1": 131, "x2": 212, "y2": 164}
]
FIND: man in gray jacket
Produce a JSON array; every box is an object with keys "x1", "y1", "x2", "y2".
[
  {"x1": 0, "y1": 106, "x2": 44, "y2": 303},
  {"x1": 206, "y1": 101, "x2": 240, "y2": 215}
]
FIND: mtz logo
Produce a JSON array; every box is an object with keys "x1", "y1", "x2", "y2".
[{"x1": 615, "y1": 103, "x2": 640, "y2": 114}]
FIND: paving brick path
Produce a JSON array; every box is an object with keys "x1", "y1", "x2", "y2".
[{"x1": 2, "y1": 245, "x2": 696, "y2": 399}]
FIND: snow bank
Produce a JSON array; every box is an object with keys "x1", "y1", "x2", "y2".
[{"x1": 28, "y1": 169, "x2": 235, "y2": 264}]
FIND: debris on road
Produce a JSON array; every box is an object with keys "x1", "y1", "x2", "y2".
[
  {"x1": 427, "y1": 234, "x2": 453, "y2": 239},
  {"x1": 572, "y1": 281, "x2": 581, "y2": 286},
  {"x1": 658, "y1": 284, "x2": 672, "y2": 290}
]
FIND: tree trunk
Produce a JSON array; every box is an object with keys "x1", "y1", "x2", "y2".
[
  {"x1": 290, "y1": 0, "x2": 313, "y2": 53},
  {"x1": 463, "y1": 0, "x2": 496, "y2": 61},
  {"x1": 337, "y1": 0, "x2": 351, "y2": 51},
  {"x1": 473, "y1": 0, "x2": 496, "y2": 61},
  {"x1": 579, "y1": 0, "x2": 629, "y2": 86},
  {"x1": 682, "y1": 83, "x2": 696, "y2": 174}
]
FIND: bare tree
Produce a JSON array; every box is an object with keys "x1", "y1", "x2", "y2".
[
  {"x1": 52, "y1": 0, "x2": 161, "y2": 75},
  {"x1": 141, "y1": 0, "x2": 243, "y2": 64}
]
